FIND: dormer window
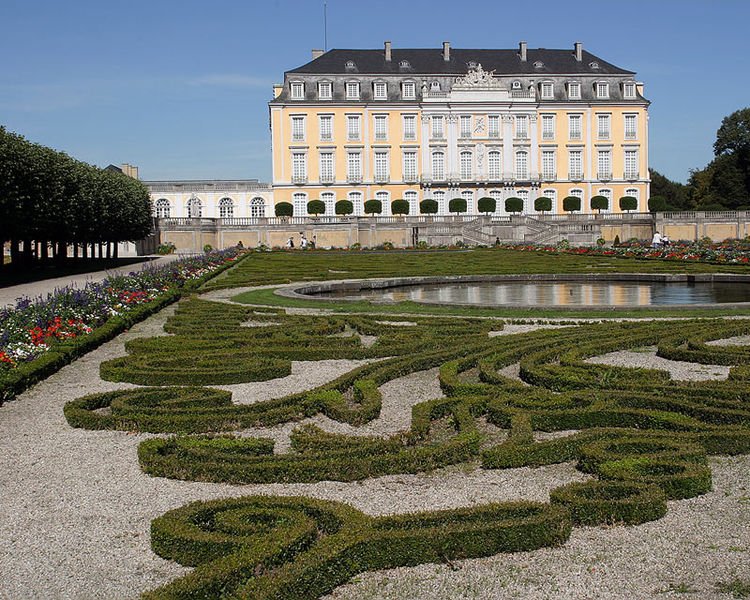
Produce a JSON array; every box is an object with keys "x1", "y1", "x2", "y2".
[
  {"x1": 290, "y1": 81, "x2": 304, "y2": 100},
  {"x1": 512, "y1": 80, "x2": 522, "y2": 90},
  {"x1": 540, "y1": 82, "x2": 554, "y2": 99},
  {"x1": 399, "y1": 60, "x2": 411, "y2": 70},
  {"x1": 533, "y1": 61, "x2": 545, "y2": 69},
  {"x1": 318, "y1": 81, "x2": 332, "y2": 100},
  {"x1": 430, "y1": 80, "x2": 441, "y2": 91},
  {"x1": 595, "y1": 82, "x2": 609, "y2": 99},
  {"x1": 467, "y1": 61, "x2": 478, "y2": 69},
  {"x1": 401, "y1": 81, "x2": 416, "y2": 100},
  {"x1": 623, "y1": 81, "x2": 636, "y2": 99},
  {"x1": 568, "y1": 81, "x2": 581, "y2": 100},
  {"x1": 346, "y1": 81, "x2": 360, "y2": 100},
  {"x1": 589, "y1": 61, "x2": 600, "y2": 70},
  {"x1": 373, "y1": 81, "x2": 387, "y2": 100}
]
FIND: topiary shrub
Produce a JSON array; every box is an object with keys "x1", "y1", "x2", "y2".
[
  {"x1": 363, "y1": 199, "x2": 382, "y2": 216},
  {"x1": 391, "y1": 199, "x2": 409, "y2": 216},
  {"x1": 590, "y1": 195, "x2": 609, "y2": 213},
  {"x1": 619, "y1": 196, "x2": 638, "y2": 212},
  {"x1": 419, "y1": 199, "x2": 438, "y2": 215},
  {"x1": 477, "y1": 196, "x2": 496, "y2": 215},
  {"x1": 648, "y1": 195, "x2": 668, "y2": 213},
  {"x1": 274, "y1": 202, "x2": 293, "y2": 217},
  {"x1": 534, "y1": 196, "x2": 552, "y2": 214},
  {"x1": 562, "y1": 196, "x2": 581, "y2": 213},
  {"x1": 307, "y1": 199, "x2": 325, "y2": 216},
  {"x1": 505, "y1": 197, "x2": 524, "y2": 214},
  {"x1": 448, "y1": 197, "x2": 467, "y2": 214},
  {"x1": 335, "y1": 200, "x2": 353, "y2": 216}
]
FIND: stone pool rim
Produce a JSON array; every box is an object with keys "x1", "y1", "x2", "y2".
[{"x1": 275, "y1": 273, "x2": 750, "y2": 310}]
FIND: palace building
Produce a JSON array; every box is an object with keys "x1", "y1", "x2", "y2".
[{"x1": 270, "y1": 41, "x2": 650, "y2": 216}]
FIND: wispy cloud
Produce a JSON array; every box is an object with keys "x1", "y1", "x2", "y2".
[{"x1": 186, "y1": 74, "x2": 272, "y2": 88}]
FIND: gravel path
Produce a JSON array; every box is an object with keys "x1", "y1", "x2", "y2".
[
  {"x1": 586, "y1": 348, "x2": 731, "y2": 381},
  {"x1": 1, "y1": 300, "x2": 748, "y2": 599}
]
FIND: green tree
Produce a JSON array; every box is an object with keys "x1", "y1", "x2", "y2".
[
  {"x1": 419, "y1": 199, "x2": 438, "y2": 215},
  {"x1": 648, "y1": 196, "x2": 668, "y2": 213},
  {"x1": 363, "y1": 199, "x2": 382, "y2": 216},
  {"x1": 335, "y1": 200, "x2": 353, "y2": 216},
  {"x1": 448, "y1": 197, "x2": 467, "y2": 214},
  {"x1": 505, "y1": 197, "x2": 523, "y2": 214},
  {"x1": 649, "y1": 168, "x2": 689, "y2": 210},
  {"x1": 562, "y1": 196, "x2": 581, "y2": 213},
  {"x1": 590, "y1": 195, "x2": 608, "y2": 213},
  {"x1": 477, "y1": 196, "x2": 496, "y2": 215},
  {"x1": 391, "y1": 199, "x2": 409, "y2": 215},
  {"x1": 534, "y1": 196, "x2": 552, "y2": 213},
  {"x1": 619, "y1": 196, "x2": 638, "y2": 212},
  {"x1": 275, "y1": 202, "x2": 293, "y2": 217}
]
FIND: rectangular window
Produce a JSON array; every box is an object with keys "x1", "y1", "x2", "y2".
[
  {"x1": 460, "y1": 115, "x2": 472, "y2": 138},
  {"x1": 374, "y1": 81, "x2": 387, "y2": 100},
  {"x1": 431, "y1": 116, "x2": 444, "y2": 139},
  {"x1": 542, "y1": 151, "x2": 556, "y2": 179},
  {"x1": 347, "y1": 115, "x2": 360, "y2": 141},
  {"x1": 568, "y1": 82, "x2": 581, "y2": 100},
  {"x1": 290, "y1": 82, "x2": 304, "y2": 99},
  {"x1": 432, "y1": 152, "x2": 445, "y2": 180},
  {"x1": 403, "y1": 115, "x2": 416, "y2": 140},
  {"x1": 515, "y1": 152, "x2": 528, "y2": 179},
  {"x1": 347, "y1": 152, "x2": 361, "y2": 181},
  {"x1": 374, "y1": 115, "x2": 388, "y2": 141},
  {"x1": 598, "y1": 150, "x2": 611, "y2": 179},
  {"x1": 625, "y1": 114, "x2": 637, "y2": 139},
  {"x1": 291, "y1": 116, "x2": 305, "y2": 141},
  {"x1": 597, "y1": 114, "x2": 611, "y2": 139},
  {"x1": 488, "y1": 115, "x2": 500, "y2": 138},
  {"x1": 569, "y1": 150, "x2": 583, "y2": 179},
  {"x1": 541, "y1": 114, "x2": 555, "y2": 140},
  {"x1": 318, "y1": 82, "x2": 332, "y2": 100},
  {"x1": 515, "y1": 115, "x2": 528, "y2": 139},
  {"x1": 541, "y1": 82, "x2": 554, "y2": 99},
  {"x1": 292, "y1": 152, "x2": 307, "y2": 179},
  {"x1": 320, "y1": 153, "x2": 334, "y2": 182},
  {"x1": 568, "y1": 114, "x2": 582, "y2": 140},
  {"x1": 596, "y1": 82, "x2": 609, "y2": 99},
  {"x1": 460, "y1": 152, "x2": 472, "y2": 179},
  {"x1": 488, "y1": 150, "x2": 502, "y2": 179},
  {"x1": 346, "y1": 81, "x2": 360, "y2": 100},
  {"x1": 374, "y1": 151, "x2": 389, "y2": 180},
  {"x1": 403, "y1": 151, "x2": 417, "y2": 180},
  {"x1": 625, "y1": 150, "x2": 638, "y2": 179},
  {"x1": 319, "y1": 115, "x2": 332, "y2": 141},
  {"x1": 623, "y1": 82, "x2": 636, "y2": 99},
  {"x1": 402, "y1": 81, "x2": 416, "y2": 99}
]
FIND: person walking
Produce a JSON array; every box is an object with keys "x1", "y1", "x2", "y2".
[
  {"x1": 651, "y1": 231, "x2": 662, "y2": 249},
  {"x1": 286, "y1": 236, "x2": 294, "y2": 249},
  {"x1": 300, "y1": 234, "x2": 308, "y2": 249}
]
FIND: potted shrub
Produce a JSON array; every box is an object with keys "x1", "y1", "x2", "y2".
[
  {"x1": 619, "y1": 196, "x2": 638, "y2": 213},
  {"x1": 477, "y1": 196, "x2": 496, "y2": 215},
  {"x1": 534, "y1": 196, "x2": 552, "y2": 215},
  {"x1": 562, "y1": 195, "x2": 581, "y2": 214},
  {"x1": 448, "y1": 197, "x2": 467, "y2": 216},
  {"x1": 307, "y1": 199, "x2": 325, "y2": 217},
  {"x1": 363, "y1": 199, "x2": 382, "y2": 217},
  {"x1": 419, "y1": 199, "x2": 438, "y2": 217},
  {"x1": 505, "y1": 197, "x2": 524, "y2": 214},
  {"x1": 335, "y1": 199, "x2": 353, "y2": 216},
  {"x1": 274, "y1": 201, "x2": 293, "y2": 219},
  {"x1": 391, "y1": 198, "x2": 409, "y2": 216},
  {"x1": 590, "y1": 195, "x2": 609, "y2": 214}
]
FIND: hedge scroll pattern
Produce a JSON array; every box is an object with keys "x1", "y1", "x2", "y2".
[{"x1": 64, "y1": 298, "x2": 750, "y2": 598}]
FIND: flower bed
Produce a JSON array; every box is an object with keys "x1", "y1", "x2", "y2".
[
  {"x1": 496, "y1": 239, "x2": 750, "y2": 264},
  {"x1": 0, "y1": 248, "x2": 246, "y2": 403}
]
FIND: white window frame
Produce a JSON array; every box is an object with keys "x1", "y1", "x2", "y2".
[
  {"x1": 460, "y1": 150, "x2": 473, "y2": 180},
  {"x1": 155, "y1": 198, "x2": 170, "y2": 218},
  {"x1": 373, "y1": 81, "x2": 387, "y2": 100},
  {"x1": 568, "y1": 82, "x2": 581, "y2": 100},
  {"x1": 403, "y1": 114, "x2": 416, "y2": 141},
  {"x1": 596, "y1": 82, "x2": 610, "y2": 99},
  {"x1": 321, "y1": 191, "x2": 335, "y2": 216},
  {"x1": 374, "y1": 114, "x2": 388, "y2": 141},
  {"x1": 250, "y1": 197, "x2": 265, "y2": 218},
  {"x1": 624, "y1": 149, "x2": 639, "y2": 179},
  {"x1": 292, "y1": 192, "x2": 307, "y2": 217},
  {"x1": 346, "y1": 115, "x2": 361, "y2": 141},
  {"x1": 488, "y1": 150, "x2": 502, "y2": 180},
  {"x1": 597, "y1": 114, "x2": 611, "y2": 140},
  {"x1": 219, "y1": 197, "x2": 234, "y2": 219},
  {"x1": 346, "y1": 81, "x2": 360, "y2": 100},
  {"x1": 402, "y1": 151, "x2": 417, "y2": 181},
  {"x1": 376, "y1": 190, "x2": 391, "y2": 216},
  {"x1": 541, "y1": 189, "x2": 557, "y2": 213},
  {"x1": 432, "y1": 190, "x2": 446, "y2": 215},
  {"x1": 489, "y1": 189, "x2": 503, "y2": 215},
  {"x1": 374, "y1": 150, "x2": 389, "y2": 181},
  {"x1": 431, "y1": 115, "x2": 444, "y2": 139},
  {"x1": 319, "y1": 152, "x2": 334, "y2": 182},
  {"x1": 541, "y1": 150, "x2": 556, "y2": 179},
  {"x1": 569, "y1": 150, "x2": 583, "y2": 180},
  {"x1": 568, "y1": 114, "x2": 582, "y2": 140},
  {"x1": 319, "y1": 115, "x2": 333, "y2": 141},
  {"x1": 515, "y1": 150, "x2": 529, "y2": 180},
  {"x1": 402, "y1": 81, "x2": 416, "y2": 100},
  {"x1": 623, "y1": 82, "x2": 636, "y2": 99},
  {"x1": 291, "y1": 115, "x2": 306, "y2": 142},
  {"x1": 461, "y1": 189, "x2": 474, "y2": 213},
  {"x1": 404, "y1": 190, "x2": 418, "y2": 215},
  {"x1": 517, "y1": 190, "x2": 529, "y2": 214},
  {"x1": 347, "y1": 152, "x2": 362, "y2": 181},
  {"x1": 460, "y1": 115, "x2": 472, "y2": 138},
  {"x1": 431, "y1": 150, "x2": 445, "y2": 180},
  {"x1": 290, "y1": 81, "x2": 304, "y2": 100},
  {"x1": 488, "y1": 115, "x2": 500, "y2": 138},
  {"x1": 292, "y1": 152, "x2": 307, "y2": 180},
  {"x1": 624, "y1": 114, "x2": 637, "y2": 140},
  {"x1": 541, "y1": 114, "x2": 555, "y2": 140},
  {"x1": 597, "y1": 150, "x2": 612, "y2": 179},
  {"x1": 348, "y1": 191, "x2": 364, "y2": 216},
  {"x1": 541, "y1": 82, "x2": 554, "y2": 99},
  {"x1": 515, "y1": 115, "x2": 529, "y2": 139},
  {"x1": 318, "y1": 81, "x2": 332, "y2": 100}
]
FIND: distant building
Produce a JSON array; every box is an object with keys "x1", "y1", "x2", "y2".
[
  {"x1": 105, "y1": 163, "x2": 139, "y2": 179},
  {"x1": 269, "y1": 41, "x2": 649, "y2": 216}
]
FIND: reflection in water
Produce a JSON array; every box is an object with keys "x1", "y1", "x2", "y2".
[{"x1": 317, "y1": 281, "x2": 750, "y2": 307}]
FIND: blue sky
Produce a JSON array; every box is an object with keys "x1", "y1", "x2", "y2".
[{"x1": 2, "y1": 0, "x2": 749, "y2": 183}]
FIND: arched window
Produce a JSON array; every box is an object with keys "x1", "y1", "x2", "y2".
[
  {"x1": 430, "y1": 80, "x2": 441, "y2": 91},
  {"x1": 625, "y1": 188, "x2": 639, "y2": 199},
  {"x1": 155, "y1": 198, "x2": 170, "y2": 218},
  {"x1": 490, "y1": 189, "x2": 503, "y2": 215},
  {"x1": 376, "y1": 190, "x2": 390, "y2": 216},
  {"x1": 433, "y1": 190, "x2": 446, "y2": 215},
  {"x1": 515, "y1": 151, "x2": 529, "y2": 180},
  {"x1": 461, "y1": 190, "x2": 474, "y2": 214},
  {"x1": 292, "y1": 192, "x2": 307, "y2": 217},
  {"x1": 597, "y1": 188, "x2": 612, "y2": 213},
  {"x1": 321, "y1": 191, "x2": 335, "y2": 216},
  {"x1": 250, "y1": 197, "x2": 265, "y2": 218},
  {"x1": 186, "y1": 196, "x2": 202, "y2": 218},
  {"x1": 219, "y1": 197, "x2": 234, "y2": 219},
  {"x1": 488, "y1": 150, "x2": 502, "y2": 180},
  {"x1": 431, "y1": 151, "x2": 445, "y2": 180},
  {"x1": 460, "y1": 150, "x2": 473, "y2": 180},
  {"x1": 404, "y1": 190, "x2": 418, "y2": 216},
  {"x1": 517, "y1": 190, "x2": 529, "y2": 214},
  {"x1": 541, "y1": 189, "x2": 557, "y2": 213},
  {"x1": 348, "y1": 191, "x2": 363, "y2": 216}
]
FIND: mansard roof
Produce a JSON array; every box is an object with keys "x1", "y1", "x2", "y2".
[{"x1": 288, "y1": 48, "x2": 635, "y2": 77}]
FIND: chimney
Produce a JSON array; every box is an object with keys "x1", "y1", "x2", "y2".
[
  {"x1": 311, "y1": 49, "x2": 324, "y2": 60},
  {"x1": 384, "y1": 40, "x2": 392, "y2": 62},
  {"x1": 519, "y1": 41, "x2": 527, "y2": 62},
  {"x1": 442, "y1": 41, "x2": 450, "y2": 62},
  {"x1": 574, "y1": 42, "x2": 582, "y2": 62}
]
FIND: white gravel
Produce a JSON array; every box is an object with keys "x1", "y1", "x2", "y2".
[
  {"x1": 585, "y1": 348, "x2": 731, "y2": 381},
  {"x1": 0, "y1": 301, "x2": 748, "y2": 599}
]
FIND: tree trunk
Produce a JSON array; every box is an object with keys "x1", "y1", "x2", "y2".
[
  {"x1": 41, "y1": 241, "x2": 49, "y2": 261},
  {"x1": 113, "y1": 242, "x2": 119, "y2": 259},
  {"x1": 106, "y1": 242, "x2": 112, "y2": 259},
  {"x1": 82, "y1": 243, "x2": 88, "y2": 259},
  {"x1": 73, "y1": 242, "x2": 79, "y2": 259}
]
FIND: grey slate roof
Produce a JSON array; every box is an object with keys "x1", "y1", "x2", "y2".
[{"x1": 288, "y1": 48, "x2": 635, "y2": 77}]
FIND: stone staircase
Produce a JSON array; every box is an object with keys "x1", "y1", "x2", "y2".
[{"x1": 461, "y1": 218, "x2": 497, "y2": 245}]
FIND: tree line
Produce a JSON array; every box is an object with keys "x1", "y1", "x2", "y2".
[
  {"x1": 650, "y1": 107, "x2": 750, "y2": 211},
  {"x1": 0, "y1": 126, "x2": 153, "y2": 270}
]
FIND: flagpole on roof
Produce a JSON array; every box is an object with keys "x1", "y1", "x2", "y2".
[{"x1": 323, "y1": 1, "x2": 328, "y2": 52}]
